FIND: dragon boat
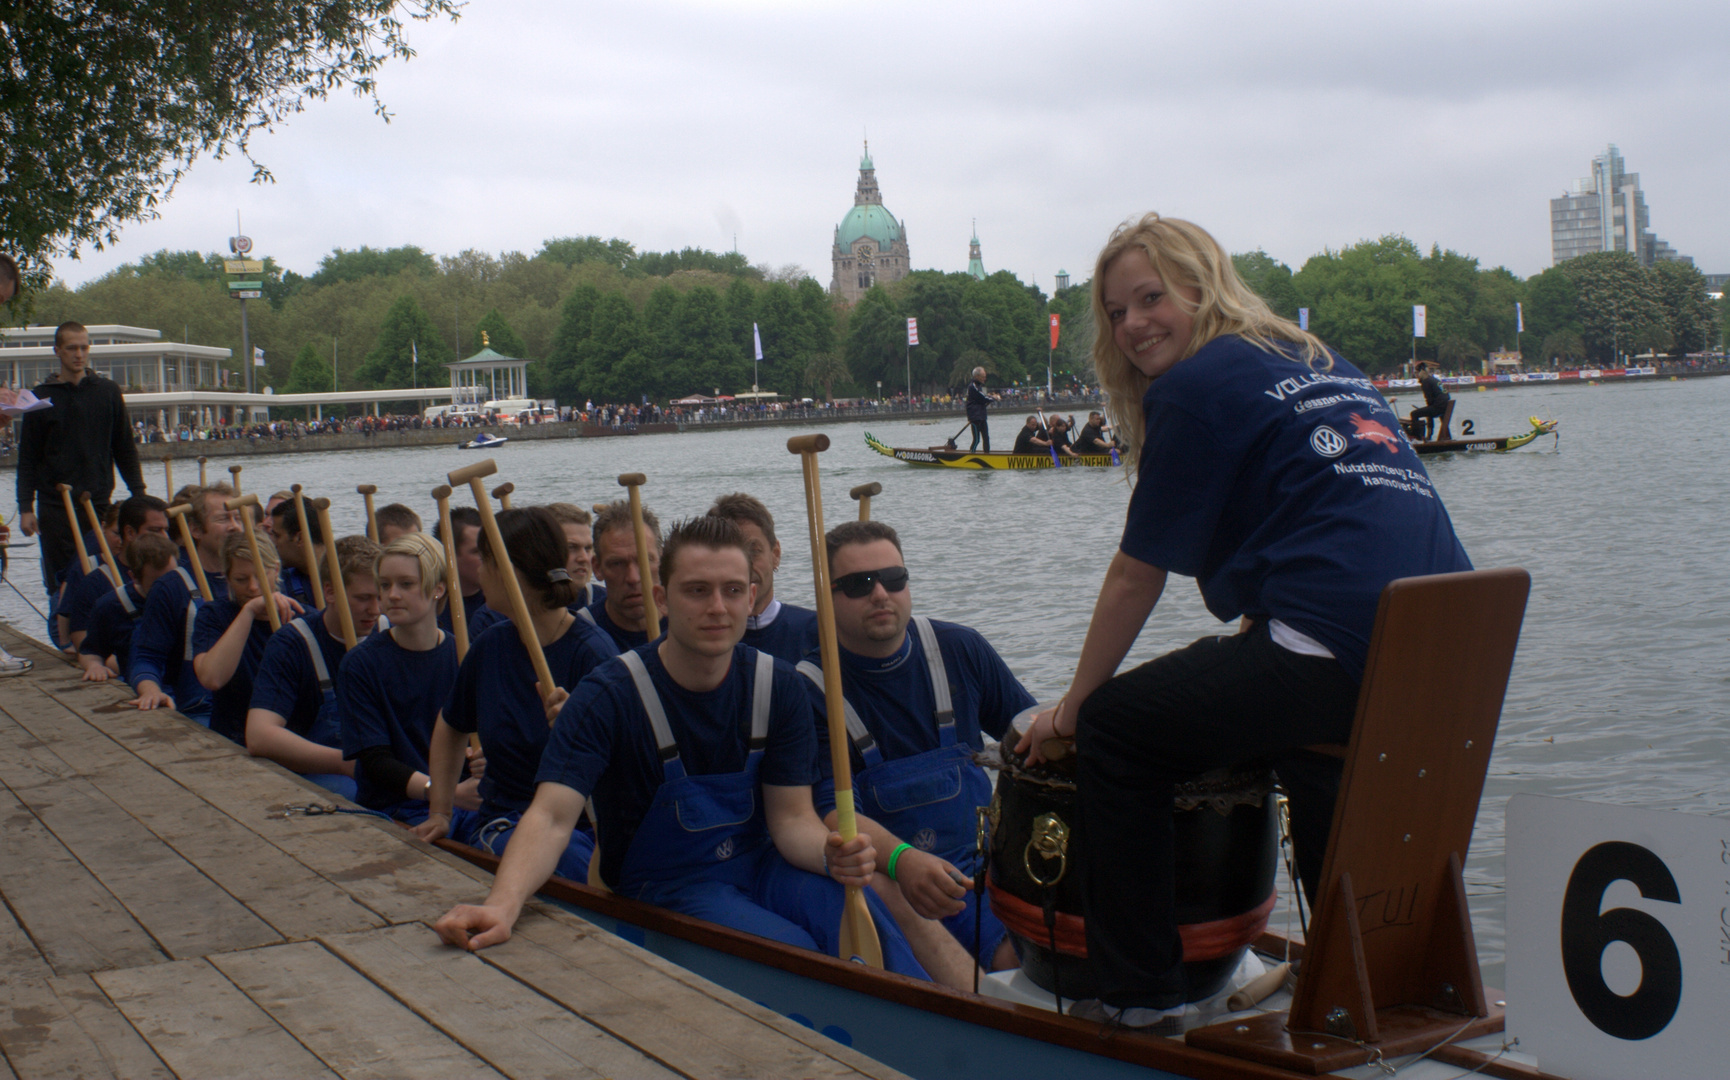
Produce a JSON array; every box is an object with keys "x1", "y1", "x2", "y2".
[
  {"x1": 865, "y1": 433, "x2": 1120, "y2": 470},
  {"x1": 1408, "y1": 415, "x2": 1558, "y2": 455}
]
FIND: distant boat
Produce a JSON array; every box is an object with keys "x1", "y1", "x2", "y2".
[
  {"x1": 1407, "y1": 415, "x2": 1558, "y2": 455},
  {"x1": 460, "y1": 432, "x2": 509, "y2": 450},
  {"x1": 865, "y1": 432, "x2": 1119, "y2": 470}
]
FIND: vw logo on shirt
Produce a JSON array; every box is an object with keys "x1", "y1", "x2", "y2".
[
  {"x1": 913, "y1": 827, "x2": 938, "y2": 852},
  {"x1": 714, "y1": 837, "x2": 735, "y2": 861},
  {"x1": 1310, "y1": 425, "x2": 1347, "y2": 458}
]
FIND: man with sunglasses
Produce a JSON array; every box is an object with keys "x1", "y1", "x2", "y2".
[{"x1": 800, "y1": 520, "x2": 1035, "y2": 988}]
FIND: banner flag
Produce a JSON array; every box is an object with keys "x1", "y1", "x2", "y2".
[
  {"x1": 1049, "y1": 313, "x2": 1060, "y2": 349},
  {"x1": 753, "y1": 323, "x2": 763, "y2": 361},
  {"x1": 253, "y1": 346, "x2": 266, "y2": 367},
  {"x1": 1413, "y1": 305, "x2": 1427, "y2": 338},
  {"x1": 906, "y1": 317, "x2": 919, "y2": 346},
  {"x1": 1515, "y1": 302, "x2": 1524, "y2": 333},
  {"x1": 1298, "y1": 307, "x2": 1309, "y2": 331},
  {"x1": 412, "y1": 340, "x2": 419, "y2": 367}
]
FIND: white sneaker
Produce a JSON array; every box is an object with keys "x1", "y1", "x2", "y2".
[
  {"x1": 0, "y1": 649, "x2": 32, "y2": 677},
  {"x1": 1068, "y1": 998, "x2": 1191, "y2": 1035}
]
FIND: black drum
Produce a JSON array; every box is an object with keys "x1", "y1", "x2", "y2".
[{"x1": 987, "y1": 711, "x2": 1279, "y2": 1002}]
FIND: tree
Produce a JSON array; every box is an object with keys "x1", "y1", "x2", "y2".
[
  {"x1": 308, "y1": 245, "x2": 438, "y2": 286},
  {"x1": 537, "y1": 236, "x2": 636, "y2": 271},
  {"x1": 1538, "y1": 329, "x2": 1585, "y2": 365},
  {"x1": 276, "y1": 341, "x2": 334, "y2": 417},
  {"x1": 472, "y1": 308, "x2": 527, "y2": 358},
  {"x1": 1562, "y1": 252, "x2": 1664, "y2": 364},
  {"x1": 1650, "y1": 259, "x2": 1717, "y2": 356},
  {"x1": 1232, "y1": 251, "x2": 1300, "y2": 320},
  {"x1": 950, "y1": 348, "x2": 995, "y2": 387},
  {"x1": 1293, "y1": 236, "x2": 1426, "y2": 372},
  {"x1": 353, "y1": 294, "x2": 452, "y2": 389},
  {"x1": 805, "y1": 353, "x2": 850, "y2": 401},
  {"x1": 0, "y1": 3, "x2": 460, "y2": 287}
]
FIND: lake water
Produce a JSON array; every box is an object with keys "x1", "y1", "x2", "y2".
[{"x1": 7, "y1": 376, "x2": 1726, "y2": 986}]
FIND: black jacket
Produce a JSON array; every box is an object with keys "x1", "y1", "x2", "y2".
[
  {"x1": 16, "y1": 372, "x2": 144, "y2": 512},
  {"x1": 966, "y1": 380, "x2": 991, "y2": 421}
]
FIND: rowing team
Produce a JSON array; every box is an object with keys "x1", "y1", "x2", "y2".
[{"x1": 64, "y1": 483, "x2": 1038, "y2": 989}]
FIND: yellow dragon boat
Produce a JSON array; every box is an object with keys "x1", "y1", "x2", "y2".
[{"x1": 865, "y1": 433, "x2": 1120, "y2": 470}]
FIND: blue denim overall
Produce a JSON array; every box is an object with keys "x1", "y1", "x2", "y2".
[
  {"x1": 800, "y1": 616, "x2": 1006, "y2": 959},
  {"x1": 288, "y1": 617, "x2": 359, "y2": 802},
  {"x1": 613, "y1": 648, "x2": 926, "y2": 976},
  {"x1": 170, "y1": 568, "x2": 212, "y2": 726}
]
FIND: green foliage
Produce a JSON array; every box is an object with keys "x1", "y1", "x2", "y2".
[
  {"x1": 284, "y1": 342, "x2": 333, "y2": 395},
  {"x1": 0, "y1": 3, "x2": 460, "y2": 289},
  {"x1": 804, "y1": 352, "x2": 850, "y2": 401},
  {"x1": 1047, "y1": 282, "x2": 1095, "y2": 386},
  {"x1": 308, "y1": 246, "x2": 438, "y2": 287},
  {"x1": 353, "y1": 294, "x2": 452, "y2": 389},
  {"x1": 1231, "y1": 251, "x2": 1300, "y2": 320},
  {"x1": 635, "y1": 247, "x2": 761, "y2": 279},
  {"x1": 1650, "y1": 260, "x2": 1718, "y2": 356},
  {"x1": 537, "y1": 236, "x2": 637, "y2": 271},
  {"x1": 1561, "y1": 252, "x2": 1665, "y2": 363},
  {"x1": 472, "y1": 308, "x2": 526, "y2": 358}
]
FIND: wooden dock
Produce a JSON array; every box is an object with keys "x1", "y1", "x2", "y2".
[{"x1": 0, "y1": 628, "x2": 905, "y2": 1080}]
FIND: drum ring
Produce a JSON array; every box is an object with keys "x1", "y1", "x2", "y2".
[{"x1": 1023, "y1": 812, "x2": 1070, "y2": 887}]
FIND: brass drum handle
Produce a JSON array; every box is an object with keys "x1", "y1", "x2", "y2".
[{"x1": 1023, "y1": 812, "x2": 1070, "y2": 887}]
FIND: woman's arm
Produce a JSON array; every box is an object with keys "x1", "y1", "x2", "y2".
[
  {"x1": 413, "y1": 717, "x2": 470, "y2": 842},
  {"x1": 195, "y1": 599, "x2": 265, "y2": 690},
  {"x1": 246, "y1": 707, "x2": 351, "y2": 775},
  {"x1": 1019, "y1": 550, "x2": 1166, "y2": 765}
]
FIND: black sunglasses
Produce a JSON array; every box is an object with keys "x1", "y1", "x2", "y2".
[{"x1": 831, "y1": 566, "x2": 909, "y2": 599}]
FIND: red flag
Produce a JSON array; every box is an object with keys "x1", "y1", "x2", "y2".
[
  {"x1": 1049, "y1": 313, "x2": 1060, "y2": 350},
  {"x1": 906, "y1": 317, "x2": 919, "y2": 346}
]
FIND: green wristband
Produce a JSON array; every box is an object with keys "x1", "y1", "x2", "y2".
[{"x1": 886, "y1": 842, "x2": 912, "y2": 881}]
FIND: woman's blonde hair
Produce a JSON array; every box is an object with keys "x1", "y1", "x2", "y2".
[
  {"x1": 1090, "y1": 213, "x2": 1332, "y2": 475},
  {"x1": 220, "y1": 531, "x2": 279, "y2": 575},
  {"x1": 375, "y1": 532, "x2": 447, "y2": 601}
]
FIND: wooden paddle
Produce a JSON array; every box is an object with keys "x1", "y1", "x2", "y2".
[
  {"x1": 165, "y1": 502, "x2": 214, "y2": 602},
  {"x1": 787, "y1": 433, "x2": 884, "y2": 969},
  {"x1": 309, "y1": 498, "x2": 356, "y2": 649},
  {"x1": 229, "y1": 464, "x2": 243, "y2": 495},
  {"x1": 492, "y1": 482, "x2": 514, "y2": 510},
  {"x1": 163, "y1": 457, "x2": 174, "y2": 494},
  {"x1": 55, "y1": 484, "x2": 93, "y2": 575},
  {"x1": 78, "y1": 493, "x2": 124, "y2": 592},
  {"x1": 226, "y1": 493, "x2": 281, "y2": 631},
  {"x1": 432, "y1": 483, "x2": 484, "y2": 755},
  {"x1": 447, "y1": 460, "x2": 556, "y2": 706},
  {"x1": 849, "y1": 482, "x2": 881, "y2": 522},
  {"x1": 198, "y1": 456, "x2": 208, "y2": 485},
  {"x1": 290, "y1": 484, "x2": 326, "y2": 608},
  {"x1": 357, "y1": 484, "x2": 379, "y2": 541},
  {"x1": 616, "y1": 473, "x2": 659, "y2": 640}
]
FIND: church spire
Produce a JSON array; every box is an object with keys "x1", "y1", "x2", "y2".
[
  {"x1": 967, "y1": 220, "x2": 985, "y2": 280},
  {"x1": 855, "y1": 141, "x2": 881, "y2": 206}
]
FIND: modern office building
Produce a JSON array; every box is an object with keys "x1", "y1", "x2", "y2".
[{"x1": 1550, "y1": 145, "x2": 1691, "y2": 268}]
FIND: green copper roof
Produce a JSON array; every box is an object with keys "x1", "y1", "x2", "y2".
[{"x1": 837, "y1": 203, "x2": 902, "y2": 253}]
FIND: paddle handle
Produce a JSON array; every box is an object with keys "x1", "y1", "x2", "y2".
[
  {"x1": 79, "y1": 493, "x2": 124, "y2": 594},
  {"x1": 227, "y1": 494, "x2": 280, "y2": 632},
  {"x1": 790, "y1": 442, "x2": 857, "y2": 838},
  {"x1": 198, "y1": 456, "x2": 208, "y2": 485},
  {"x1": 446, "y1": 459, "x2": 498, "y2": 486},
  {"x1": 465, "y1": 476, "x2": 558, "y2": 709},
  {"x1": 57, "y1": 484, "x2": 92, "y2": 575},
  {"x1": 229, "y1": 464, "x2": 243, "y2": 495},
  {"x1": 163, "y1": 458, "x2": 174, "y2": 494},
  {"x1": 431, "y1": 486, "x2": 469, "y2": 662},
  {"x1": 310, "y1": 499, "x2": 356, "y2": 649},
  {"x1": 357, "y1": 485, "x2": 378, "y2": 542},
  {"x1": 618, "y1": 474, "x2": 658, "y2": 640},
  {"x1": 849, "y1": 482, "x2": 881, "y2": 522},
  {"x1": 290, "y1": 486, "x2": 326, "y2": 608},
  {"x1": 166, "y1": 503, "x2": 214, "y2": 602},
  {"x1": 492, "y1": 482, "x2": 513, "y2": 510}
]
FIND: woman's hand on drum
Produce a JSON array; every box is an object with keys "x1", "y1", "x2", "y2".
[
  {"x1": 894, "y1": 849, "x2": 968, "y2": 920},
  {"x1": 1016, "y1": 697, "x2": 1078, "y2": 767}
]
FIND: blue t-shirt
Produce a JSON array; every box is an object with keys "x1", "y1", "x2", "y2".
[
  {"x1": 129, "y1": 563, "x2": 224, "y2": 714},
  {"x1": 338, "y1": 629, "x2": 459, "y2": 810},
  {"x1": 581, "y1": 596, "x2": 648, "y2": 652},
  {"x1": 537, "y1": 643, "x2": 819, "y2": 887},
  {"x1": 80, "y1": 582, "x2": 147, "y2": 676},
  {"x1": 443, "y1": 617, "x2": 617, "y2": 818},
  {"x1": 806, "y1": 619, "x2": 1035, "y2": 807},
  {"x1": 250, "y1": 610, "x2": 350, "y2": 737},
  {"x1": 278, "y1": 565, "x2": 317, "y2": 608},
  {"x1": 743, "y1": 600, "x2": 819, "y2": 664},
  {"x1": 1120, "y1": 335, "x2": 1472, "y2": 679},
  {"x1": 439, "y1": 589, "x2": 502, "y2": 639},
  {"x1": 192, "y1": 598, "x2": 275, "y2": 745},
  {"x1": 576, "y1": 580, "x2": 607, "y2": 609},
  {"x1": 64, "y1": 562, "x2": 128, "y2": 635}
]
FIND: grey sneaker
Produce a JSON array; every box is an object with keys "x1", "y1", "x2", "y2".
[
  {"x1": 1068, "y1": 998, "x2": 1190, "y2": 1036},
  {"x1": 0, "y1": 649, "x2": 32, "y2": 677}
]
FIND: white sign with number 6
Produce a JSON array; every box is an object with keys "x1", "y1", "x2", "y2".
[{"x1": 1507, "y1": 794, "x2": 1729, "y2": 1079}]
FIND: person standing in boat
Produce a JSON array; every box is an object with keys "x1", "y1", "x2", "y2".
[
  {"x1": 706, "y1": 493, "x2": 818, "y2": 664},
  {"x1": 433, "y1": 515, "x2": 928, "y2": 979},
  {"x1": 1016, "y1": 214, "x2": 1470, "y2": 1028},
  {"x1": 1408, "y1": 360, "x2": 1452, "y2": 440},
  {"x1": 577, "y1": 501, "x2": 665, "y2": 652},
  {"x1": 801, "y1": 519, "x2": 1034, "y2": 988},
  {"x1": 966, "y1": 366, "x2": 998, "y2": 452}
]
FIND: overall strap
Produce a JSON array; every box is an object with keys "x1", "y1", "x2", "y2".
[
  {"x1": 577, "y1": 606, "x2": 597, "y2": 627},
  {"x1": 289, "y1": 617, "x2": 333, "y2": 693},
  {"x1": 748, "y1": 650, "x2": 773, "y2": 754},
  {"x1": 796, "y1": 660, "x2": 882, "y2": 768},
  {"x1": 619, "y1": 650, "x2": 684, "y2": 781},
  {"x1": 175, "y1": 566, "x2": 196, "y2": 593},
  {"x1": 117, "y1": 581, "x2": 138, "y2": 617},
  {"x1": 174, "y1": 567, "x2": 200, "y2": 661},
  {"x1": 912, "y1": 616, "x2": 955, "y2": 735}
]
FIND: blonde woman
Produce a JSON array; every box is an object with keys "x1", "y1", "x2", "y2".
[{"x1": 1017, "y1": 214, "x2": 1471, "y2": 1028}]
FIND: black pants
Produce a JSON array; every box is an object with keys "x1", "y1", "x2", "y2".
[
  {"x1": 1074, "y1": 623, "x2": 1358, "y2": 1008},
  {"x1": 1408, "y1": 403, "x2": 1445, "y2": 438},
  {"x1": 969, "y1": 417, "x2": 990, "y2": 451}
]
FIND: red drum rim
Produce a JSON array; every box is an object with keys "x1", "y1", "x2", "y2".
[{"x1": 987, "y1": 881, "x2": 1276, "y2": 963}]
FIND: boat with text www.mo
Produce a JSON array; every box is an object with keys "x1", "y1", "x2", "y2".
[{"x1": 865, "y1": 432, "x2": 1119, "y2": 470}]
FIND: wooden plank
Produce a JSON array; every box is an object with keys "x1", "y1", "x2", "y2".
[
  {"x1": 323, "y1": 922, "x2": 682, "y2": 1080},
  {"x1": 0, "y1": 783, "x2": 165, "y2": 976},
  {"x1": 0, "y1": 974, "x2": 174, "y2": 1080},
  {"x1": 7, "y1": 685, "x2": 386, "y2": 941},
  {"x1": 95, "y1": 957, "x2": 339, "y2": 1080},
  {"x1": 0, "y1": 711, "x2": 283, "y2": 961},
  {"x1": 211, "y1": 940, "x2": 503, "y2": 1080},
  {"x1": 495, "y1": 907, "x2": 880, "y2": 1079},
  {"x1": 0, "y1": 889, "x2": 56, "y2": 985}
]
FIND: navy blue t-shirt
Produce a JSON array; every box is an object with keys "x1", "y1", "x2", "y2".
[
  {"x1": 64, "y1": 563, "x2": 128, "y2": 635},
  {"x1": 192, "y1": 598, "x2": 275, "y2": 744},
  {"x1": 537, "y1": 643, "x2": 819, "y2": 887},
  {"x1": 80, "y1": 583, "x2": 147, "y2": 676},
  {"x1": 744, "y1": 600, "x2": 819, "y2": 664},
  {"x1": 1120, "y1": 335, "x2": 1471, "y2": 679},
  {"x1": 278, "y1": 565, "x2": 317, "y2": 608},
  {"x1": 250, "y1": 610, "x2": 350, "y2": 737},
  {"x1": 129, "y1": 563, "x2": 224, "y2": 714},
  {"x1": 443, "y1": 617, "x2": 617, "y2": 818},
  {"x1": 805, "y1": 619, "x2": 1034, "y2": 809},
  {"x1": 439, "y1": 589, "x2": 502, "y2": 639},
  {"x1": 338, "y1": 629, "x2": 459, "y2": 810},
  {"x1": 579, "y1": 596, "x2": 653, "y2": 653}
]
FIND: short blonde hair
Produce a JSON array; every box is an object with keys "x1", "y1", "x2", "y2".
[
  {"x1": 1090, "y1": 213, "x2": 1332, "y2": 476},
  {"x1": 220, "y1": 531, "x2": 280, "y2": 575},
  {"x1": 374, "y1": 532, "x2": 446, "y2": 600}
]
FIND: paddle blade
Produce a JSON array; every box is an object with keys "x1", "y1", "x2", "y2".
[{"x1": 839, "y1": 886, "x2": 884, "y2": 969}]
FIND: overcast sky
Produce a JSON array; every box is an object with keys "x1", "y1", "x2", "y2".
[{"x1": 53, "y1": 0, "x2": 1730, "y2": 289}]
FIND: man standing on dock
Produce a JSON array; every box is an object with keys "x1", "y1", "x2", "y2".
[{"x1": 15, "y1": 322, "x2": 146, "y2": 646}]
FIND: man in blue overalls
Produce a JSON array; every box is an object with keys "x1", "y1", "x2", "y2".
[
  {"x1": 434, "y1": 515, "x2": 927, "y2": 979},
  {"x1": 802, "y1": 519, "x2": 1035, "y2": 988}
]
